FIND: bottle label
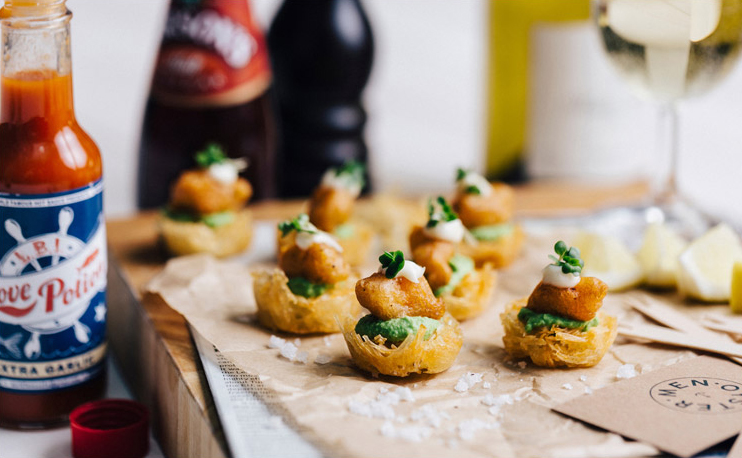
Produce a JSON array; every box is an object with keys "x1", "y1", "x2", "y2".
[
  {"x1": 152, "y1": 0, "x2": 272, "y2": 108},
  {"x1": 0, "y1": 181, "x2": 106, "y2": 393}
]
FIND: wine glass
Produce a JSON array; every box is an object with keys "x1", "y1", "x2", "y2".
[{"x1": 592, "y1": 0, "x2": 742, "y2": 237}]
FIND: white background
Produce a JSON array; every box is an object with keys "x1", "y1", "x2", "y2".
[{"x1": 62, "y1": 0, "x2": 742, "y2": 226}]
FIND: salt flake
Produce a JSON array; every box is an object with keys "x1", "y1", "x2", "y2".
[
  {"x1": 616, "y1": 364, "x2": 637, "y2": 380},
  {"x1": 562, "y1": 383, "x2": 573, "y2": 390},
  {"x1": 395, "y1": 387, "x2": 415, "y2": 402},
  {"x1": 411, "y1": 404, "x2": 450, "y2": 428},
  {"x1": 457, "y1": 419, "x2": 499, "y2": 441},
  {"x1": 454, "y1": 372, "x2": 483, "y2": 392},
  {"x1": 279, "y1": 342, "x2": 298, "y2": 361},
  {"x1": 380, "y1": 421, "x2": 432, "y2": 442},
  {"x1": 268, "y1": 335, "x2": 285, "y2": 349}
]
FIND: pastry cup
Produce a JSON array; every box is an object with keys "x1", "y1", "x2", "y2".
[
  {"x1": 160, "y1": 208, "x2": 252, "y2": 258},
  {"x1": 457, "y1": 225, "x2": 525, "y2": 268},
  {"x1": 501, "y1": 299, "x2": 617, "y2": 368},
  {"x1": 441, "y1": 264, "x2": 497, "y2": 321},
  {"x1": 253, "y1": 268, "x2": 360, "y2": 334},
  {"x1": 340, "y1": 312, "x2": 463, "y2": 377},
  {"x1": 336, "y1": 220, "x2": 375, "y2": 267}
]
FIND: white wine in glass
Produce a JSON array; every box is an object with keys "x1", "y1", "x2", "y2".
[{"x1": 593, "y1": 0, "x2": 742, "y2": 234}]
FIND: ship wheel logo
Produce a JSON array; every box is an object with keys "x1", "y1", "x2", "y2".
[{"x1": 0, "y1": 207, "x2": 99, "y2": 360}]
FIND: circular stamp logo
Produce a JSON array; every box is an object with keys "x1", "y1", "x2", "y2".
[{"x1": 650, "y1": 377, "x2": 742, "y2": 414}]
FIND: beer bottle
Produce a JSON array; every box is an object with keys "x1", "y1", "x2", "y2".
[
  {"x1": 0, "y1": 0, "x2": 107, "y2": 428},
  {"x1": 138, "y1": 0, "x2": 276, "y2": 208},
  {"x1": 268, "y1": 0, "x2": 374, "y2": 197}
]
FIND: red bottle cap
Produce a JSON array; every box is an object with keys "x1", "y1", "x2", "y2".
[{"x1": 70, "y1": 399, "x2": 149, "y2": 458}]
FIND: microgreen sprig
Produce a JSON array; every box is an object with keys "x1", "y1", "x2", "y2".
[
  {"x1": 278, "y1": 214, "x2": 315, "y2": 237},
  {"x1": 195, "y1": 143, "x2": 228, "y2": 168},
  {"x1": 455, "y1": 168, "x2": 484, "y2": 195},
  {"x1": 548, "y1": 240, "x2": 584, "y2": 275},
  {"x1": 334, "y1": 160, "x2": 366, "y2": 188},
  {"x1": 426, "y1": 196, "x2": 459, "y2": 228},
  {"x1": 379, "y1": 250, "x2": 406, "y2": 279}
]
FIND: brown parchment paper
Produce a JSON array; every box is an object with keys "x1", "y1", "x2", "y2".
[{"x1": 145, "y1": 233, "x2": 735, "y2": 458}]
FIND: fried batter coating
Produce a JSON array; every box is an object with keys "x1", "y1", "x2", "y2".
[
  {"x1": 355, "y1": 272, "x2": 445, "y2": 320},
  {"x1": 409, "y1": 226, "x2": 455, "y2": 291},
  {"x1": 308, "y1": 186, "x2": 355, "y2": 232},
  {"x1": 453, "y1": 182, "x2": 514, "y2": 228},
  {"x1": 526, "y1": 276, "x2": 608, "y2": 322},
  {"x1": 170, "y1": 169, "x2": 252, "y2": 215},
  {"x1": 278, "y1": 233, "x2": 350, "y2": 285}
]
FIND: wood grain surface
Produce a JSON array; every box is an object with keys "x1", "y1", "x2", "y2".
[{"x1": 106, "y1": 180, "x2": 648, "y2": 458}]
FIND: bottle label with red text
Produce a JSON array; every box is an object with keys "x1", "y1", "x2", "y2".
[
  {"x1": 0, "y1": 180, "x2": 106, "y2": 393},
  {"x1": 152, "y1": 0, "x2": 272, "y2": 107}
]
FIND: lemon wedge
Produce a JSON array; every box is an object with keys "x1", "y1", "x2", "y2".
[
  {"x1": 731, "y1": 262, "x2": 742, "y2": 313},
  {"x1": 572, "y1": 232, "x2": 643, "y2": 291},
  {"x1": 677, "y1": 223, "x2": 742, "y2": 302},
  {"x1": 636, "y1": 223, "x2": 687, "y2": 288}
]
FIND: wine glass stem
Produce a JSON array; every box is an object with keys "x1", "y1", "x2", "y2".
[{"x1": 654, "y1": 101, "x2": 679, "y2": 206}]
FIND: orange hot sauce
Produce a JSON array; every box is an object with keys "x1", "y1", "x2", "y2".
[
  {"x1": 0, "y1": 71, "x2": 101, "y2": 194},
  {"x1": 0, "y1": 3, "x2": 107, "y2": 429}
]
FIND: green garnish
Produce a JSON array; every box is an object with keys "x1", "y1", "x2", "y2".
[
  {"x1": 434, "y1": 254, "x2": 474, "y2": 297},
  {"x1": 287, "y1": 277, "x2": 332, "y2": 298},
  {"x1": 334, "y1": 223, "x2": 355, "y2": 239},
  {"x1": 456, "y1": 168, "x2": 467, "y2": 181},
  {"x1": 163, "y1": 208, "x2": 235, "y2": 228},
  {"x1": 355, "y1": 314, "x2": 441, "y2": 344},
  {"x1": 331, "y1": 160, "x2": 366, "y2": 190},
  {"x1": 162, "y1": 208, "x2": 197, "y2": 223},
  {"x1": 548, "y1": 240, "x2": 584, "y2": 275},
  {"x1": 278, "y1": 214, "x2": 315, "y2": 237},
  {"x1": 195, "y1": 143, "x2": 228, "y2": 168},
  {"x1": 469, "y1": 223, "x2": 514, "y2": 241},
  {"x1": 201, "y1": 212, "x2": 235, "y2": 228},
  {"x1": 379, "y1": 250, "x2": 406, "y2": 279},
  {"x1": 455, "y1": 168, "x2": 487, "y2": 195},
  {"x1": 518, "y1": 307, "x2": 598, "y2": 333},
  {"x1": 426, "y1": 196, "x2": 459, "y2": 228}
]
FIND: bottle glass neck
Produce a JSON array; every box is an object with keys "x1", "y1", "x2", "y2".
[{"x1": 0, "y1": 11, "x2": 74, "y2": 125}]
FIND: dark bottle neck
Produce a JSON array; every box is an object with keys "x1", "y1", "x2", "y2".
[{"x1": 268, "y1": 0, "x2": 374, "y2": 100}]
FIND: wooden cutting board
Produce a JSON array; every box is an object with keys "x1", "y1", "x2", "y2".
[{"x1": 106, "y1": 181, "x2": 648, "y2": 458}]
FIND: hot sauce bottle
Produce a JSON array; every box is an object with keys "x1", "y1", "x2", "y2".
[
  {"x1": 0, "y1": 0, "x2": 107, "y2": 428},
  {"x1": 138, "y1": 0, "x2": 276, "y2": 208}
]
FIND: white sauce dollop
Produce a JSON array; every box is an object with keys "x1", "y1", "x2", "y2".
[
  {"x1": 295, "y1": 230, "x2": 344, "y2": 253},
  {"x1": 208, "y1": 162, "x2": 239, "y2": 185},
  {"x1": 457, "y1": 172, "x2": 492, "y2": 197},
  {"x1": 382, "y1": 259, "x2": 426, "y2": 284},
  {"x1": 423, "y1": 218, "x2": 465, "y2": 243},
  {"x1": 542, "y1": 264, "x2": 580, "y2": 288},
  {"x1": 321, "y1": 169, "x2": 361, "y2": 197}
]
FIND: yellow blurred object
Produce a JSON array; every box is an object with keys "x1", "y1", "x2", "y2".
[
  {"x1": 487, "y1": 0, "x2": 589, "y2": 179},
  {"x1": 573, "y1": 232, "x2": 643, "y2": 291},
  {"x1": 636, "y1": 222, "x2": 687, "y2": 288},
  {"x1": 0, "y1": 0, "x2": 66, "y2": 18},
  {"x1": 677, "y1": 224, "x2": 742, "y2": 302},
  {"x1": 729, "y1": 262, "x2": 742, "y2": 313}
]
